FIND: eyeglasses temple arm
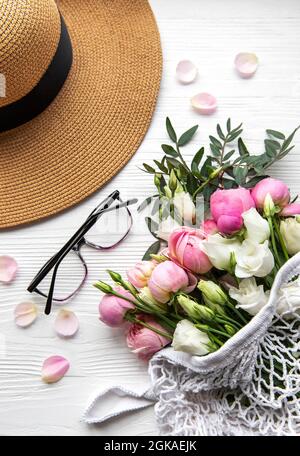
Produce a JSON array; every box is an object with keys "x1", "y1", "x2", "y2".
[{"x1": 43, "y1": 198, "x2": 137, "y2": 314}]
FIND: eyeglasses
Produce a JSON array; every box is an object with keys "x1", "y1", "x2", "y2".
[{"x1": 27, "y1": 190, "x2": 137, "y2": 315}]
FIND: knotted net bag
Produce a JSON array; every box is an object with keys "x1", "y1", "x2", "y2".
[{"x1": 149, "y1": 252, "x2": 300, "y2": 435}]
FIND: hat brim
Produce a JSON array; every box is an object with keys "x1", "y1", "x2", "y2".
[{"x1": 0, "y1": 0, "x2": 162, "y2": 228}]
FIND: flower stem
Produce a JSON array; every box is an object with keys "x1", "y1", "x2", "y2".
[
  {"x1": 225, "y1": 300, "x2": 249, "y2": 325},
  {"x1": 95, "y1": 286, "x2": 137, "y2": 306},
  {"x1": 215, "y1": 315, "x2": 242, "y2": 330},
  {"x1": 273, "y1": 217, "x2": 289, "y2": 262},
  {"x1": 267, "y1": 216, "x2": 282, "y2": 267},
  {"x1": 209, "y1": 334, "x2": 223, "y2": 347},
  {"x1": 196, "y1": 324, "x2": 231, "y2": 339},
  {"x1": 176, "y1": 144, "x2": 190, "y2": 171}
]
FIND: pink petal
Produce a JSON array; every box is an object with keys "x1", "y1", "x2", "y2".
[
  {"x1": 0, "y1": 255, "x2": 18, "y2": 283},
  {"x1": 176, "y1": 60, "x2": 197, "y2": 84},
  {"x1": 41, "y1": 355, "x2": 69, "y2": 384},
  {"x1": 191, "y1": 92, "x2": 217, "y2": 115},
  {"x1": 234, "y1": 52, "x2": 258, "y2": 78},
  {"x1": 14, "y1": 301, "x2": 38, "y2": 327},
  {"x1": 54, "y1": 309, "x2": 79, "y2": 337}
]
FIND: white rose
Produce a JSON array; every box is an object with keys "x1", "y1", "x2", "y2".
[
  {"x1": 277, "y1": 278, "x2": 300, "y2": 317},
  {"x1": 203, "y1": 233, "x2": 240, "y2": 271},
  {"x1": 171, "y1": 319, "x2": 210, "y2": 356},
  {"x1": 235, "y1": 239, "x2": 274, "y2": 278},
  {"x1": 280, "y1": 218, "x2": 300, "y2": 255},
  {"x1": 242, "y1": 208, "x2": 270, "y2": 243},
  {"x1": 155, "y1": 216, "x2": 180, "y2": 241},
  {"x1": 173, "y1": 192, "x2": 196, "y2": 225},
  {"x1": 229, "y1": 277, "x2": 270, "y2": 316}
]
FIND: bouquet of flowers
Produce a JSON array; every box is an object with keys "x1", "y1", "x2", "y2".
[
  {"x1": 92, "y1": 119, "x2": 300, "y2": 435},
  {"x1": 95, "y1": 119, "x2": 300, "y2": 361}
]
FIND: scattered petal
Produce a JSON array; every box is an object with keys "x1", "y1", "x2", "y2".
[
  {"x1": 0, "y1": 255, "x2": 18, "y2": 283},
  {"x1": 54, "y1": 309, "x2": 79, "y2": 338},
  {"x1": 176, "y1": 60, "x2": 197, "y2": 84},
  {"x1": 14, "y1": 301, "x2": 38, "y2": 327},
  {"x1": 191, "y1": 92, "x2": 217, "y2": 115},
  {"x1": 42, "y1": 355, "x2": 69, "y2": 384},
  {"x1": 234, "y1": 52, "x2": 258, "y2": 78}
]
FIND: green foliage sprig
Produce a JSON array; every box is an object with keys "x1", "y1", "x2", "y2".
[{"x1": 140, "y1": 118, "x2": 299, "y2": 211}]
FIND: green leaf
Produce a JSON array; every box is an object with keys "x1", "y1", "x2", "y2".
[
  {"x1": 278, "y1": 145, "x2": 295, "y2": 159},
  {"x1": 178, "y1": 125, "x2": 198, "y2": 147},
  {"x1": 142, "y1": 163, "x2": 156, "y2": 173},
  {"x1": 227, "y1": 129, "x2": 243, "y2": 142},
  {"x1": 142, "y1": 240, "x2": 161, "y2": 260},
  {"x1": 282, "y1": 126, "x2": 300, "y2": 151},
  {"x1": 186, "y1": 173, "x2": 198, "y2": 195},
  {"x1": 209, "y1": 135, "x2": 222, "y2": 149},
  {"x1": 161, "y1": 144, "x2": 178, "y2": 157},
  {"x1": 191, "y1": 147, "x2": 205, "y2": 175},
  {"x1": 154, "y1": 159, "x2": 168, "y2": 173},
  {"x1": 230, "y1": 123, "x2": 243, "y2": 134},
  {"x1": 238, "y1": 138, "x2": 249, "y2": 156},
  {"x1": 266, "y1": 129, "x2": 285, "y2": 140},
  {"x1": 223, "y1": 178, "x2": 238, "y2": 189},
  {"x1": 210, "y1": 143, "x2": 221, "y2": 158},
  {"x1": 157, "y1": 174, "x2": 167, "y2": 193},
  {"x1": 201, "y1": 156, "x2": 213, "y2": 178},
  {"x1": 226, "y1": 118, "x2": 231, "y2": 133},
  {"x1": 224, "y1": 149, "x2": 235, "y2": 161},
  {"x1": 265, "y1": 140, "x2": 278, "y2": 158},
  {"x1": 166, "y1": 117, "x2": 177, "y2": 142},
  {"x1": 265, "y1": 139, "x2": 280, "y2": 150},
  {"x1": 151, "y1": 197, "x2": 162, "y2": 216},
  {"x1": 217, "y1": 124, "x2": 225, "y2": 140},
  {"x1": 166, "y1": 157, "x2": 182, "y2": 169},
  {"x1": 145, "y1": 217, "x2": 159, "y2": 239},
  {"x1": 203, "y1": 184, "x2": 215, "y2": 209},
  {"x1": 177, "y1": 164, "x2": 189, "y2": 178},
  {"x1": 137, "y1": 195, "x2": 158, "y2": 212},
  {"x1": 244, "y1": 175, "x2": 268, "y2": 188},
  {"x1": 234, "y1": 166, "x2": 248, "y2": 185}
]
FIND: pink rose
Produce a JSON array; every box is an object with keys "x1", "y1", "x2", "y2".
[
  {"x1": 126, "y1": 316, "x2": 170, "y2": 361},
  {"x1": 168, "y1": 227, "x2": 212, "y2": 274},
  {"x1": 127, "y1": 260, "x2": 156, "y2": 288},
  {"x1": 251, "y1": 178, "x2": 290, "y2": 209},
  {"x1": 200, "y1": 219, "x2": 219, "y2": 236},
  {"x1": 210, "y1": 188, "x2": 255, "y2": 234},
  {"x1": 98, "y1": 286, "x2": 134, "y2": 327},
  {"x1": 148, "y1": 260, "x2": 197, "y2": 303},
  {"x1": 280, "y1": 203, "x2": 300, "y2": 217}
]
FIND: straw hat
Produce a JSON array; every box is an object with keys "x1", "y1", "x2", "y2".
[{"x1": 0, "y1": 0, "x2": 162, "y2": 228}]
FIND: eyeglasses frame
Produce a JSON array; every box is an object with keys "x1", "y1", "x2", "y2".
[{"x1": 27, "y1": 190, "x2": 136, "y2": 315}]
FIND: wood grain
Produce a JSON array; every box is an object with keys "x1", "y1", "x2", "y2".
[{"x1": 1, "y1": 0, "x2": 300, "y2": 436}]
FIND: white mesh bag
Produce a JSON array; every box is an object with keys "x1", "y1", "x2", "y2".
[{"x1": 83, "y1": 252, "x2": 300, "y2": 436}]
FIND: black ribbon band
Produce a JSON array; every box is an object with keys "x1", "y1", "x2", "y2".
[{"x1": 0, "y1": 14, "x2": 73, "y2": 133}]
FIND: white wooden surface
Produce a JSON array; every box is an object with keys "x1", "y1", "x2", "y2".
[{"x1": 1, "y1": 0, "x2": 300, "y2": 436}]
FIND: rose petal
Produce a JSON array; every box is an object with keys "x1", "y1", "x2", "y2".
[
  {"x1": 234, "y1": 52, "x2": 258, "y2": 78},
  {"x1": 42, "y1": 355, "x2": 69, "y2": 384},
  {"x1": 191, "y1": 92, "x2": 217, "y2": 115},
  {"x1": 54, "y1": 309, "x2": 79, "y2": 337},
  {"x1": 14, "y1": 301, "x2": 38, "y2": 327},
  {"x1": 176, "y1": 60, "x2": 197, "y2": 84},
  {"x1": 0, "y1": 255, "x2": 18, "y2": 283}
]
